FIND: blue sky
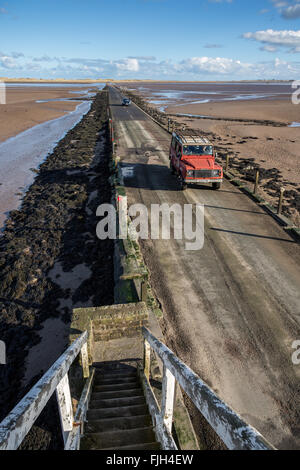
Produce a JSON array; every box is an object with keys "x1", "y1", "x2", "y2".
[{"x1": 1, "y1": 0, "x2": 300, "y2": 80}]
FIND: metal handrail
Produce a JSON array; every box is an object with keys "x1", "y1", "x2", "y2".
[
  {"x1": 142, "y1": 327, "x2": 275, "y2": 451},
  {"x1": 0, "y1": 331, "x2": 89, "y2": 450}
]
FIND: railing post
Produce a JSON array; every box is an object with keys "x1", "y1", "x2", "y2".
[
  {"x1": 80, "y1": 342, "x2": 89, "y2": 379},
  {"x1": 278, "y1": 187, "x2": 285, "y2": 215},
  {"x1": 109, "y1": 118, "x2": 112, "y2": 141},
  {"x1": 141, "y1": 280, "x2": 147, "y2": 302},
  {"x1": 161, "y1": 365, "x2": 175, "y2": 434},
  {"x1": 254, "y1": 169, "x2": 260, "y2": 195},
  {"x1": 144, "y1": 339, "x2": 151, "y2": 381},
  {"x1": 56, "y1": 373, "x2": 74, "y2": 446},
  {"x1": 225, "y1": 154, "x2": 230, "y2": 172}
]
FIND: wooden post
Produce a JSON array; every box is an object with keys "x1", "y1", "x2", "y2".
[
  {"x1": 161, "y1": 365, "x2": 176, "y2": 433},
  {"x1": 168, "y1": 119, "x2": 170, "y2": 133},
  {"x1": 109, "y1": 118, "x2": 112, "y2": 140},
  {"x1": 254, "y1": 169, "x2": 259, "y2": 194},
  {"x1": 56, "y1": 373, "x2": 74, "y2": 445},
  {"x1": 225, "y1": 155, "x2": 230, "y2": 172},
  {"x1": 80, "y1": 343, "x2": 89, "y2": 379},
  {"x1": 141, "y1": 280, "x2": 147, "y2": 302},
  {"x1": 278, "y1": 187, "x2": 285, "y2": 215},
  {"x1": 111, "y1": 125, "x2": 115, "y2": 155},
  {"x1": 144, "y1": 339, "x2": 151, "y2": 381},
  {"x1": 118, "y1": 195, "x2": 128, "y2": 240}
]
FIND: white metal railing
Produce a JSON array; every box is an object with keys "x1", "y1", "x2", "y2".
[
  {"x1": 142, "y1": 327, "x2": 275, "y2": 451},
  {"x1": 0, "y1": 331, "x2": 90, "y2": 450}
]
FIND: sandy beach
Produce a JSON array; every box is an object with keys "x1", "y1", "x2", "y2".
[
  {"x1": 0, "y1": 85, "x2": 94, "y2": 142},
  {"x1": 169, "y1": 100, "x2": 300, "y2": 222},
  {"x1": 0, "y1": 85, "x2": 99, "y2": 230}
]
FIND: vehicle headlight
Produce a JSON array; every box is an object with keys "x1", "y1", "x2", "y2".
[
  {"x1": 187, "y1": 170, "x2": 194, "y2": 177},
  {"x1": 212, "y1": 170, "x2": 220, "y2": 177}
]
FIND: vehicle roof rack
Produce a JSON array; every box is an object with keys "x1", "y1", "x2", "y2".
[{"x1": 173, "y1": 130, "x2": 212, "y2": 146}]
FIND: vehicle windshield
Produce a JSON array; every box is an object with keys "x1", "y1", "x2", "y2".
[{"x1": 183, "y1": 145, "x2": 213, "y2": 156}]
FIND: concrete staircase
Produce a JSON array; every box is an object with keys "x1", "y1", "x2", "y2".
[{"x1": 80, "y1": 365, "x2": 160, "y2": 450}]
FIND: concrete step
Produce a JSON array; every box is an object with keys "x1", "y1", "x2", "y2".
[
  {"x1": 102, "y1": 442, "x2": 161, "y2": 450},
  {"x1": 87, "y1": 404, "x2": 149, "y2": 420},
  {"x1": 91, "y1": 388, "x2": 143, "y2": 400},
  {"x1": 94, "y1": 376, "x2": 140, "y2": 386},
  {"x1": 93, "y1": 382, "x2": 140, "y2": 392},
  {"x1": 80, "y1": 427, "x2": 156, "y2": 450},
  {"x1": 94, "y1": 371, "x2": 137, "y2": 381},
  {"x1": 85, "y1": 415, "x2": 152, "y2": 433},
  {"x1": 89, "y1": 396, "x2": 146, "y2": 409}
]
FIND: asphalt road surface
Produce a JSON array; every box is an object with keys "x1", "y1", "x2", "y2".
[{"x1": 109, "y1": 86, "x2": 300, "y2": 450}]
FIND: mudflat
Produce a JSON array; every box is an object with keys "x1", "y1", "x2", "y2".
[
  {"x1": 0, "y1": 86, "x2": 90, "y2": 142},
  {"x1": 169, "y1": 100, "x2": 300, "y2": 222}
]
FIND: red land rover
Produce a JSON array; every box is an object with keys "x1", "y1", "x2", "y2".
[{"x1": 169, "y1": 132, "x2": 223, "y2": 190}]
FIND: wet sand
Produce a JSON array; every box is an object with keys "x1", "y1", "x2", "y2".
[
  {"x1": 167, "y1": 99, "x2": 300, "y2": 223},
  {"x1": 168, "y1": 98, "x2": 300, "y2": 124},
  {"x1": 0, "y1": 86, "x2": 95, "y2": 230},
  {"x1": 0, "y1": 86, "x2": 92, "y2": 142}
]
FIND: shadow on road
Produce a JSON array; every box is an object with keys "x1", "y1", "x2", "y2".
[
  {"x1": 120, "y1": 162, "x2": 180, "y2": 192},
  {"x1": 121, "y1": 162, "x2": 248, "y2": 196},
  {"x1": 211, "y1": 227, "x2": 295, "y2": 243},
  {"x1": 205, "y1": 204, "x2": 267, "y2": 216}
]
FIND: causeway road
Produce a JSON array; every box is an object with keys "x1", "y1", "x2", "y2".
[{"x1": 109, "y1": 85, "x2": 300, "y2": 449}]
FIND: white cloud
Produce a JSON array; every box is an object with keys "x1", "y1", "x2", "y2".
[
  {"x1": 0, "y1": 55, "x2": 17, "y2": 69},
  {"x1": 282, "y1": 3, "x2": 300, "y2": 18},
  {"x1": 176, "y1": 56, "x2": 251, "y2": 75},
  {"x1": 115, "y1": 58, "x2": 140, "y2": 73},
  {"x1": 271, "y1": 0, "x2": 300, "y2": 19},
  {"x1": 243, "y1": 29, "x2": 300, "y2": 53},
  {"x1": 1, "y1": 50, "x2": 300, "y2": 80},
  {"x1": 204, "y1": 44, "x2": 223, "y2": 49}
]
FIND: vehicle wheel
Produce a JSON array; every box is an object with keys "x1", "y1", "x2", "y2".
[
  {"x1": 212, "y1": 182, "x2": 221, "y2": 190},
  {"x1": 179, "y1": 178, "x2": 187, "y2": 191}
]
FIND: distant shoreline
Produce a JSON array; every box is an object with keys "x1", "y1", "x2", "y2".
[{"x1": 0, "y1": 78, "x2": 294, "y2": 84}]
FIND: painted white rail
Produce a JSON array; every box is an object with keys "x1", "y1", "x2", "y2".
[
  {"x1": 142, "y1": 327, "x2": 275, "y2": 451},
  {"x1": 0, "y1": 332, "x2": 90, "y2": 450}
]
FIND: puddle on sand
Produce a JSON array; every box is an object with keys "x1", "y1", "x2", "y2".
[
  {"x1": 129, "y1": 85, "x2": 291, "y2": 114},
  {"x1": 0, "y1": 100, "x2": 92, "y2": 231}
]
